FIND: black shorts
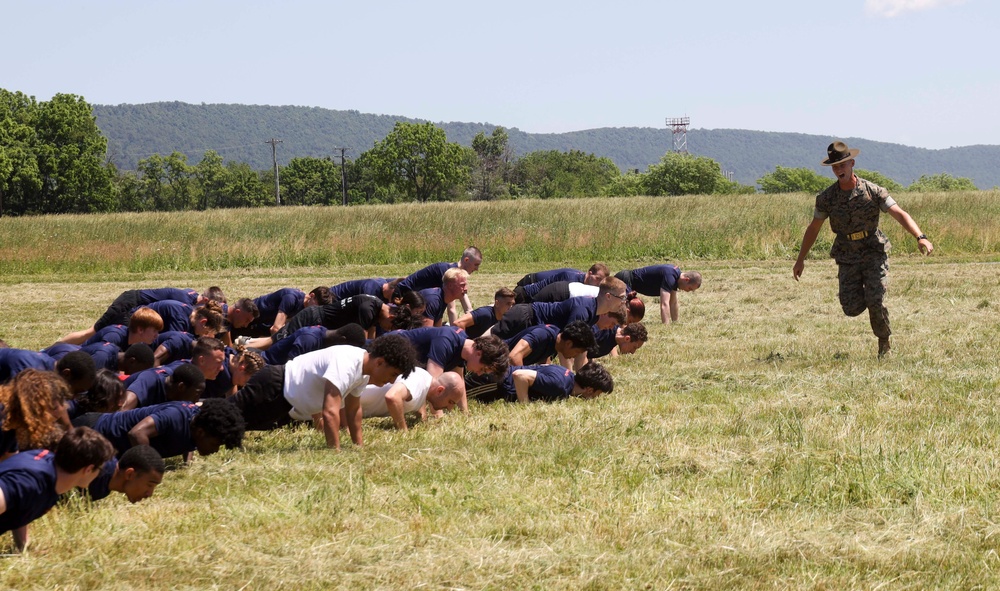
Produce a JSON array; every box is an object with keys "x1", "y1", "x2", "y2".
[
  {"x1": 614, "y1": 269, "x2": 633, "y2": 291},
  {"x1": 516, "y1": 273, "x2": 538, "y2": 288},
  {"x1": 271, "y1": 305, "x2": 326, "y2": 342},
  {"x1": 465, "y1": 372, "x2": 502, "y2": 404},
  {"x1": 491, "y1": 304, "x2": 535, "y2": 340},
  {"x1": 530, "y1": 281, "x2": 571, "y2": 303},
  {"x1": 228, "y1": 364, "x2": 293, "y2": 431},
  {"x1": 94, "y1": 290, "x2": 142, "y2": 331}
]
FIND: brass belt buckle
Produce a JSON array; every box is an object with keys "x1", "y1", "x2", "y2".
[{"x1": 848, "y1": 230, "x2": 868, "y2": 241}]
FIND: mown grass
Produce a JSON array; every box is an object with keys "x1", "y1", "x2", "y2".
[
  {"x1": 1, "y1": 190, "x2": 999, "y2": 277},
  {"x1": 1, "y1": 194, "x2": 999, "y2": 589}
]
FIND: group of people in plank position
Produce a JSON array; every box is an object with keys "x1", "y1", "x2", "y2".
[
  {"x1": 0, "y1": 247, "x2": 701, "y2": 552},
  {"x1": 0, "y1": 139, "x2": 937, "y2": 552}
]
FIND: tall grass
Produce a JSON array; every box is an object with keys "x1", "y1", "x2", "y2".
[{"x1": 2, "y1": 190, "x2": 998, "y2": 276}]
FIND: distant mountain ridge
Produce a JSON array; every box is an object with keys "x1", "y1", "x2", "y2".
[{"x1": 93, "y1": 102, "x2": 1000, "y2": 189}]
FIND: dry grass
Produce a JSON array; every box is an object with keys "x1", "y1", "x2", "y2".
[{"x1": 0, "y1": 250, "x2": 998, "y2": 589}]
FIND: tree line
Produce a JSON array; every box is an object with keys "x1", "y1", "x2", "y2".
[{"x1": 1, "y1": 90, "x2": 979, "y2": 216}]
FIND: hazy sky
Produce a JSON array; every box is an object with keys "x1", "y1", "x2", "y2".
[{"x1": 3, "y1": 0, "x2": 995, "y2": 149}]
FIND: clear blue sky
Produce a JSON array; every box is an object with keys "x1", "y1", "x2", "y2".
[{"x1": 3, "y1": 0, "x2": 995, "y2": 149}]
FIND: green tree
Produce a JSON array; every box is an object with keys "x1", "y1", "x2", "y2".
[
  {"x1": 194, "y1": 151, "x2": 228, "y2": 209},
  {"x1": 471, "y1": 126, "x2": 511, "y2": 200},
  {"x1": 282, "y1": 156, "x2": 341, "y2": 206},
  {"x1": 33, "y1": 93, "x2": 113, "y2": 213},
  {"x1": 0, "y1": 89, "x2": 41, "y2": 216},
  {"x1": 642, "y1": 152, "x2": 732, "y2": 196},
  {"x1": 757, "y1": 166, "x2": 830, "y2": 194},
  {"x1": 220, "y1": 162, "x2": 269, "y2": 208},
  {"x1": 364, "y1": 122, "x2": 470, "y2": 203},
  {"x1": 604, "y1": 170, "x2": 645, "y2": 197},
  {"x1": 907, "y1": 172, "x2": 977, "y2": 192},
  {"x1": 511, "y1": 150, "x2": 620, "y2": 199},
  {"x1": 854, "y1": 169, "x2": 903, "y2": 192}
]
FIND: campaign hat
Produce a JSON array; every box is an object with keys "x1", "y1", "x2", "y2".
[{"x1": 821, "y1": 141, "x2": 860, "y2": 166}]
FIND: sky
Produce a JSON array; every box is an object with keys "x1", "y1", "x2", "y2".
[{"x1": 3, "y1": 0, "x2": 996, "y2": 149}]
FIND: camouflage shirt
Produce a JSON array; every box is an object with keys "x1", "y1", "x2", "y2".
[{"x1": 814, "y1": 176, "x2": 897, "y2": 265}]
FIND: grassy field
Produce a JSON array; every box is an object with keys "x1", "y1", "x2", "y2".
[{"x1": 1, "y1": 194, "x2": 999, "y2": 589}]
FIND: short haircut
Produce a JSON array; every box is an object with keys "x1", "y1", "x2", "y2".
[
  {"x1": 463, "y1": 246, "x2": 483, "y2": 261},
  {"x1": 309, "y1": 286, "x2": 334, "y2": 306},
  {"x1": 574, "y1": 362, "x2": 614, "y2": 395},
  {"x1": 129, "y1": 307, "x2": 164, "y2": 333},
  {"x1": 621, "y1": 323, "x2": 649, "y2": 343},
  {"x1": 608, "y1": 309, "x2": 627, "y2": 325},
  {"x1": 119, "y1": 444, "x2": 165, "y2": 476},
  {"x1": 55, "y1": 427, "x2": 115, "y2": 473},
  {"x1": 124, "y1": 343, "x2": 156, "y2": 368},
  {"x1": 626, "y1": 296, "x2": 645, "y2": 322},
  {"x1": 442, "y1": 268, "x2": 468, "y2": 285},
  {"x1": 171, "y1": 363, "x2": 206, "y2": 391},
  {"x1": 473, "y1": 335, "x2": 510, "y2": 376},
  {"x1": 76, "y1": 369, "x2": 126, "y2": 414},
  {"x1": 192, "y1": 398, "x2": 246, "y2": 449},
  {"x1": 193, "y1": 301, "x2": 226, "y2": 334},
  {"x1": 494, "y1": 287, "x2": 516, "y2": 300},
  {"x1": 683, "y1": 271, "x2": 703, "y2": 287},
  {"x1": 560, "y1": 320, "x2": 597, "y2": 351},
  {"x1": 589, "y1": 263, "x2": 610, "y2": 277},
  {"x1": 202, "y1": 286, "x2": 226, "y2": 304},
  {"x1": 191, "y1": 336, "x2": 225, "y2": 361},
  {"x1": 55, "y1": 351, "x2": 97, "y2": 387},
  {"x1": 367, "y1": 334, "x2": 417, "y2": 379},
  {"x1": 234, "y1": 298, "x2": 260, "y2": 320},
  {"x1": 325, "y1": 324, "x2": 367, "y2": 348},
  {"x1": 597, "y1": 276, "x2": 627, "y2": 298}
]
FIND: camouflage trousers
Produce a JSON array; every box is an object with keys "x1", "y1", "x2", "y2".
[{"x1": 837, "y1": 255, "x2": 890, "y2": 339}]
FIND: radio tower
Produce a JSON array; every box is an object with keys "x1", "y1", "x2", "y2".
[{"x1": 665, "y1": 116, "x2": 690, "y2": 154}]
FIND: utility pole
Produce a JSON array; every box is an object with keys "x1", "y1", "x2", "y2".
[
  {"x1": 337, "y1": 147, "x2": 348, "y2": 206},
  {"x1": 265, "y1": 138, "x2": 283, "y2": 205}
]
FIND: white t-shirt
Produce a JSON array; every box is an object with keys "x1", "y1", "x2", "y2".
[
  {"x1": 568, "y1": 282, "x2": 599, "y2": 298},
  {"x1": 283, "y1": 345, "x2": 369, "y2": 421},
  {"x1": 356, "y1": 367, "x2": 432, "y2": 417}
]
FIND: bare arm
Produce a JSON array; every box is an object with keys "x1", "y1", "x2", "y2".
[
  {"x1": 512, "y1": 370, "x2": 538, "y2": 403},
  {"x1": 320, "y1": 381, "x2": 344, "y2": 449},
  {"x1": 446, "y1": 301, "x2": 460, "y2": 325},
  {"x1": 660, "y1": 288, "x2": 678, "y2": 324},
  {"x1": 12, "y1": 525, "x2": 28, "y2": 552},
  {"x1": 426, "y1": 360, "x2": 445, "y2": 379},
  {"x1": 384, "y1": 382, "x2": 410, "y2": 431},
  {"x1": 121, "y1": 390, "x2": 140, "y2": 411},
  {"x1": 128, "y1": 416, "x2": 159, "y2": 448},
  {"x1": 887, "y1": 205, "x2": 934, "y2": 255},
  {"x1": 270, "y1": 311, "x2": 289, "y2": 335},
  {"x1": 153, "y1": 345, "x2": 171, "y2": 367},
  {"x1": 343, "y1": 394, "x2": 363, "y2": 447},
  {"x1": 453, "y1": 312, "x2": 475, "y2": 331},
  {"x1": 508, "y1": 340, "x2": 531, "y2": 367},
  {"x1": 793, "y1": 217, "x2": 826, "y2": 280}
]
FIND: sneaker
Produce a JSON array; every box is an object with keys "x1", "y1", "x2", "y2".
[
  {"x1": 234, "y1": 335, "x2": 251, "y2": 347},
  {"x1": 878, "y1": 338, "x2": 891, "y2": 358}
]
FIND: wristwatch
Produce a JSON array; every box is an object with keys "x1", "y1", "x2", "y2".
[{"x1": 917, "y1": 234, "x2": 928, "y2": 241}]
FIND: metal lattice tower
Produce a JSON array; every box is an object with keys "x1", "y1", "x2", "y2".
[{"x1": 665, "y1": 117, "x2": 690, "y2": 153}]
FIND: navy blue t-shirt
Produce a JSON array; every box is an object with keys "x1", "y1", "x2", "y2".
[
  {"x1": 531, "y1": 268, "x2": 584, "y2": 285},
  {"x1": 419, "y1": 288, "x2": 446, "y2": 324},
  {"x1": 40, "y1": 343, "x2": 80, "y2": 361},
  {"x1": 399, "y1": 262, "x2": 456, "y2": 292},
  {"x1": 153, "y1": 331, "x2": 196, "y2": 365},
  {"x1": 0, "y1": 449, "x2": 59, "y2": 534},
  {"x1": 84, "y1": 324, "x2": 129, "y2": 349},
  {"x1": 465, "y1": 306, "x2": 498, "y2": 339},
  {"x1": 531, "y1": 298, "x2": 598, "y2": 329},
  {"x1": 624, "y1": 265, "x2": 680, "y2": 296},
  {"x1": 137, "y1": 288, "x2": 199, "y2": 306},
  {"x1": 94, "y1": 401, "x2": 199, "y2": 459},
  {"x1": 253, "y1": 288, "x2": 305, "y2": 327},
  {"x1": 331, "y1": 278, "x2": 387, "y2": 301},
  {"x1": 591, "y1": 327, "x2": 618, "y2": 359},
  {"x1": 87, "y1": 458, "x2": 118, "y2": 501},
  {"x1": 263, "y1": 326, "x2": 327, "y2": 365},
  {"x1": 142, "y1": 301, "x2": 194, "y2": 334},
  {"x1": 397, "y1": 326, "x2": 467, "y2": 371},
  {"x1": 497, "y1": 364, "x2": 575, "y2": 402},
  {"x1": 506, "y1": 324, "x2": 559, "y2": 366},
  {"x1": 0, "y1": 349, "x2": 55, "y2": 383},
  {"x1": 202, "y1": 352, "x2": 233, "y2": 399},
  {"x1": 123, "y1": 363, "x2": 182, "y2": 408},
  {"x1": 81, "y1": 341, "x2": 121, "y2": 372}
]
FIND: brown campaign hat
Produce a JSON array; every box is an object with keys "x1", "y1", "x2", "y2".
[{"x1": 821, "y1": 141, "x2": 861, "y2": 166}]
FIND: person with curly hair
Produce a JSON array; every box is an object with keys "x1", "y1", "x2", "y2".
[
  {"x1": 0, "y1": 426, "x2": 115, "y2": 552},
  {"x1": 0, "y1": 369, "x2": 72, "y2": 459}
]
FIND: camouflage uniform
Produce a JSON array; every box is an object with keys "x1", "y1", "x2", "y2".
[{"x1": 813, "y1": 177, "x2": 897, "y2": 339}]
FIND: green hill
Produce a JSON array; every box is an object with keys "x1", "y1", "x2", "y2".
[{"x1": 93, "y1": 102, "x2": 1000, "y2": 188}]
